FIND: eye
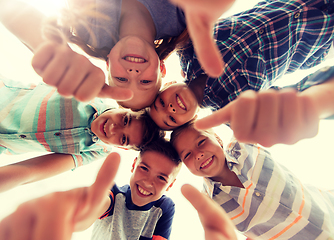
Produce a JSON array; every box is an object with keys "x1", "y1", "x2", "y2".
[
  {"x1": 140, "y1": 166, "x2": 148, "y2": 172},
  {"x1": 141, "y1": 80, "x2": 152, "y2": 84},
  {"x1": 121, "y1": 134, "x2": 127, "y2": 145},
  {"x1": 198, "y1": 139, "x2": 206, "y2": 146},
  {"x1": 169, "y1": 116, "x2": 176, "y2": 123},
  {"x1": 116, "y1": 77, "x2": 128, "y2": 82},
  {"x1": 158, "y1": 175, "x2": 167, "y2": 182},
  {"x1": 184, "y1": 152, "x2": 191, "y2": 160},
  {"x1": 159, "y1": 98, "x2": 165, "y2": 107},
  {"x1": 123, "y1": 115, "x2": 129, "y2": 126}
]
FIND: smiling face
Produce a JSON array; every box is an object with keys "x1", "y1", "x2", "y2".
[
  {"x1": 129, "y1": 150, "x2": 178, "y2": 207},
  {"x1": 172, "y1": 126, "x2": 226, "y2": 179},
  {"x1": 90, "y1": 108, "x2": 143, "y2": 148},
  {"x1": 149, "y1": 83, "x2": 199, "y2": 130},
  {"x1": 107, "y1": 36, "x2": 163, "y2": 110}
]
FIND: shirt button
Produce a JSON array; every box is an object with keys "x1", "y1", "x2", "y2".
[
  {"x1": 258, "y1": 28, "x2": 264, "y2": 34},
  {"x1": 231, "y1": 47, "x2": 235, "y2": 53},
  {"x1": 294, "y1": 12, "x2": 300, "y2": 18},
  {"x1": 20, "y1": 135, "x2": 26, "y2": 138},
  {"x1": 54, "y1": 132, "x2": 61, "y2": 136},
  {"x1": 255, "y1": 192, "x2": 261, "y2": 197}
]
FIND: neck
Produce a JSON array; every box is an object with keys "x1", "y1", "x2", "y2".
[
  {"x1": 187, "y1": 74, "x2": 208, "y2": 106},
  {"x1": 210, "y1": 159, "x2": 244, "y2": 188},
  {"x1": 119, "y1": 0, "x2": 156, "y2": 45}
]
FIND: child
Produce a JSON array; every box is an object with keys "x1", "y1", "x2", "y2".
[
  {"x1": 0, "y1": 139, "x2": 182, "y2": 240},
  {"x1": 170, "y1": 121, "x2": 334, "y2": 239},
  {"x1": 0, "y1": 0, "x2": 235, "y2": 110},
  {"x1": 150, "y1": 64, "x2": 334, "y2": 146},
  {"x1": 0, "y1": 75, "x2": 162, "y2": 193}
]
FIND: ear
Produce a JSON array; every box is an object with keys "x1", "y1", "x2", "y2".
[
  {"x1": 106, "y1": 57, "x2": 109, "y2": 69},
  {"x1": 131, "y1": 157, "x2": 137, "y2": 173},
  {"x1": 166, "y1": 178, "x2": 176, "y2": 191},
  {"x1": 163, "y1": 80, "x2": 177, "y2": 89},
  {"x1": 214, "y1": 133, "x2": 224, "y2": 148},
  {"x1": 160, "y1": 61, "x2": 166, "y2": 78}
]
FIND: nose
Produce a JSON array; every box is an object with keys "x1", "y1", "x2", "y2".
[
  {"x1": 109, "y1": 123, "x2": 118, "y2": 132},
  {"x1": 196, "y1": 152, "x2": 204, "y2": 161},
  {"x1": 127, "y1": 68, "x2": 141, "y2": 74},
  {"x1": 142, "y1": 177, "x2": 154, "y2": 187},
  {"x1": 167, "y1": 103, "x2": 176, "y2": 113}
]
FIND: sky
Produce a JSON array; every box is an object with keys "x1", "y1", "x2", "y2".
[{"x1": 0, "y1": 0, "x2": 334, "y2": 240}]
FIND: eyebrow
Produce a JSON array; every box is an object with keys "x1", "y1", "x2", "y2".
[
  {"x1": 179, "y1": 134, "x2": 202, "y2": 157},
  {"x1": 142, "y1": 162, "x2": 170, "y2": 179},
  {"x1": 126, "y1": 114, "x2": 132, "y2": 146},
  {"x1": 153, "y1": 99, "x2": 158, "y2": 111}
]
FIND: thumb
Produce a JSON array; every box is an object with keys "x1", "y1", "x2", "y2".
[
  {"x1": 89, "y1": 152, "x2": 121, "y2": 205},
  {"x1": 186, "y1": 13, "x2": 224, "y2": 77},
  {"x1": 98, "y1": 84, "x2": 133, "y2": 101},
  {"x1": 195, "y1": 103, "x2": 232, "y2": 130}
]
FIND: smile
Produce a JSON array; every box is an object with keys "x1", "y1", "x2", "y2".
[
  {"x1": 200, "y1": 157, "x2": 213, "y2": 169},
  {"x1": 123, "y1": 56, "x2": 147, "y2": 63},
  {"x1": 100, "y1": 120, "x2": 107, "y2": 137},
  {"x1": 176, "y1": 94, "x2": 186, "y2": 110},
  {"x1": 137, "y1": 185, "x2": 151, "y2": 196}
]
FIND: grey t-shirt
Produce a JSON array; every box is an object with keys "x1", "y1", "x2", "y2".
[{"x1": 75, "y1": 0, "x2": 186, "y2": 49}]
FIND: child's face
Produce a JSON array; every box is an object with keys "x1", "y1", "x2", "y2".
[
  {"x1": 129, "y1": 150, "x2": 177, "y2": 207},
  {"x1": 173, "y1": 126, "x2": 226, "y2": 178},
  {"x1": 107, "y1": 36, "x2": 163, "y2": 110},
  {"x1": 149, "y1": 83, "x2": 199, "y2": 130},
  {"x1": 91, "y1": 108, "x2": 143, "y2": 148}
]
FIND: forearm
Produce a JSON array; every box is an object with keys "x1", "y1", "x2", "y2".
[
  {"x1": 0, "y1": 0, "x2": 46, "y2": 51},
  {"x1": 0, "y1": 153, "x2": 75, "y2": 193},
  {"x1": 300, "y1": 75, "x2": 334, "y2": 119}
]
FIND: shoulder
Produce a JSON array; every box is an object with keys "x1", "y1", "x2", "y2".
[{"x1": 153, "y1": 195, "x2": 175, "y2": 214}]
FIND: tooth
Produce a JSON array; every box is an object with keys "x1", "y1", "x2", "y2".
[{"x1": 176, "y1": 96, "x2": 185, "y2": 109}]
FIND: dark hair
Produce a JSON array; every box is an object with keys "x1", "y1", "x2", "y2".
[
  {"x1": 132, "y1": 109, "x2": 166, "y2": 151},
  {"x1": 139, "y1": 137, "x2": 181, "y2": 166}
]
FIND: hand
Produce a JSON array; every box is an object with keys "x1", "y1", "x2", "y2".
[
  {"x1": 170, "y1": 0, "x2": 235, "y2": 77},
  {"x1": 181, "y1": 184, "x2": 237, "y2": 240},
  {"x1": 32, "y1": 41, "x2": 133, "y2": 102},
  {"x1": 195, "y1": 89, "x2": 319, "y2": 147},
  {"x1": 0, "y1": 152, "x2": 120, "y2": 240}
]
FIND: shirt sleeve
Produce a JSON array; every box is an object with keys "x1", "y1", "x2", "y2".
[
  {"x1": 152, "y1": 197, "x2": 175, "y2": 240},
  {"x1": 270, "y1": 65, "x2": 334, "y2": 119},
  {"x1": 99, "y1": 185, "x2": 117, "y2": 219},
  {"x1": 71, "y1": 148, "x2": 110, "y2": 168}
]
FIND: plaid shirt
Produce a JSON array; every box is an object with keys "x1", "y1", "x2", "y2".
[
  {"x1": 0, "y1": 76, "x2": 112, "y2": 168},
  {"x1": 178, "y1": 0, "x2": 334, "y2": 111},
  {"x1": 203, "y1": 139, "x2": 334, "y2": 239}
]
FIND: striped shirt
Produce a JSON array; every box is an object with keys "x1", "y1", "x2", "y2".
[
  {"x1": 0, "y1": 76, "x2": 112, "y2": 167},
  {"x1": 92, "y1": 184, "x2": 175, "y2": 240},
  {"x1": 203, "y1": 139, "x2": 334, "y2": 239},
  {"x1": 178, "y1": 0, "x2": 334, "y2": 111}
]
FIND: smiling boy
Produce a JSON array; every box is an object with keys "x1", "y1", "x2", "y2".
[{"x1": 92, "y1": 138, "x2": 181, "y2": 240}]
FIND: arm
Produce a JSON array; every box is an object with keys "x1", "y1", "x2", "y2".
[
  {"x1": 0, "y1": 0, "x2": 46, "y2": 52},
  {"x1": 0, "y1": 152, "x2": 119, "y2": 240},
  {"x1": 195, "y1": 66, "x2": 334, "y2": 147},
  {"x1": 181, "y1": 184, "x2": 238, "y2": 240},
  {"x1": 170, "y1": 0, "x2": 235, "y2": 77},
  {"x1": 0, "y1": 153, "x2": 75, "y2": 193}
]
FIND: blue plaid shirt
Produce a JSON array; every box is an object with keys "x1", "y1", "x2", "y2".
[{"x1": 178, "y1": 0, "x2": 334, "y2": 111}]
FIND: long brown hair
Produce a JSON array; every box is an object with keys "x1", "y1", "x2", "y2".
[{"x1": 43, "y1": 3, "x2": 190, "y2": 62}]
